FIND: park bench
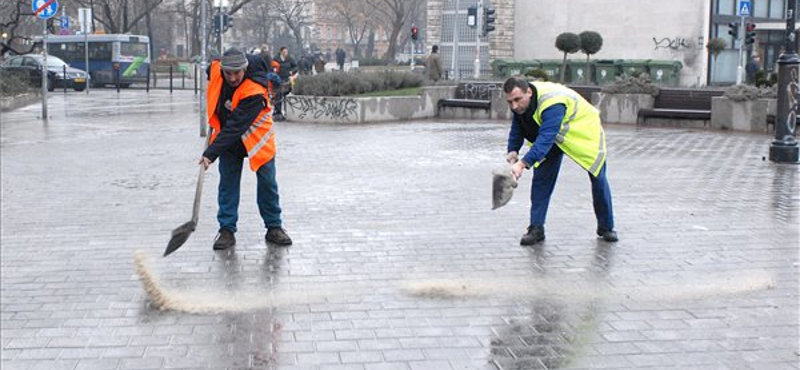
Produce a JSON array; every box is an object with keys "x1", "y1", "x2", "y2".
[
  {"x1": 437, "y1": 82, "x2": 500, "y2": 112},
  {"x1": 637, "y1": 88, "x2": 724, "y2": 124}
]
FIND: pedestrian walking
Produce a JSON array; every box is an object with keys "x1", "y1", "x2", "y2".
[
  {"x1": 200, "y1": 47, "x2": 293, "y2": 250},
  {"x1": 502, "y1": 77, "x2": 618, "y2": 245},
  {"x1": 426, "y1": 45, "x2": 442, "y2": 82},
  {"x1": 335, "y1": 47, "x2": 346, "y2": 71},
  {"x1": 273, "y1": 46, "x2": 297, "y2": 121}
]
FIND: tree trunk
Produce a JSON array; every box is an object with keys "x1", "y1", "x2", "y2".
[{"x1": 560, "y1": 52, "x2": 567, "y2": 82}]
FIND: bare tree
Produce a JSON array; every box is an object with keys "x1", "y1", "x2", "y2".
[
  {"x1": 1, "y1": 0, "x2": 41, "y2": 56},
  {"x1": 365, "y1": 0, "x2": 423, "y2": 62},
  {"x1": 267, "y1": 0, "x2": 313, "y2": 53},
  {"x1": 70, "y1": 0, "x2": 165, "y2": 34},
  {"x1": 324, "y1": 0, "x2": 375, "y2": 59}
]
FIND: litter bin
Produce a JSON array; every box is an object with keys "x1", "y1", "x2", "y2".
[
  {"x1": 619, "y1": 59, "x2": 649, "y2": 78},
  {"x1": 594, "y1": 59, "x2": 621, "y2": 85},
  {"x1": 492, "y1": 59, "x2": 541, "y2": 77},
  {"x1": 646, "y1": 60, "x2": 683, "y2": 86},
  {"x1": 539, "y1": 59, "x2": 567, "y2": 82},
  {"x1": 568, "y1": 60, "x2": 594, "y2": 84}
]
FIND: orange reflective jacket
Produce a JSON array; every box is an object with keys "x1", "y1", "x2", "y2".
[{"x1": 207, "y1": 61, "x2": 276, "y2": 172}]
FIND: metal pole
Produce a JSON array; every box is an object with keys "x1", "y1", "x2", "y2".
[
  {"x1": 41, "y1": 22, "x2": 48, "y2": 120},
  {"x1": 84, "y1": 27, "x2": 89, "y2": 94},
  {"x1": 200, "y1": 0, "x2": 208, "y2": 137},
  {"x1": 451, "y1": 0, "x2": 460, "y2": 80},
  {"x1": 219, "y1": 8, "x2": 224, "y2": 55},
  {"x1": 474, "y1": 0, "x2": 482, "y2": 79},
  {"x1": 737, "y1": 14, "x2": 745, "y2": 85},
  {"x1": 63, "y1": 65, "x2": 67, "y2": 93},
  {"x1": 770, "y1": 0, "x2": 800, "y2": 163}
]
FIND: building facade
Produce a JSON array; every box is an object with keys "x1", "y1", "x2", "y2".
[{"x1": 427, "y1": 0, "x2": 796, "y2": 86}]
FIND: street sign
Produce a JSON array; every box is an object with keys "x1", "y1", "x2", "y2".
[
  {"x1": 32, "y1": 0, "x2": 59, "y2": 20},
  {"x1": 78, "y1": 7, "x2": 92, "y2": 34},
  {"x1": 60, "y1": 14, "x2": 69, "y2": 29},
  {"x1": 739, "y1": 0, "x2": 751, "y2": 16}
]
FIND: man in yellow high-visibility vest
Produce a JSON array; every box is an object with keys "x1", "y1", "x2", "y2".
[{"x1": 503, "y1": 77, "x2": 618, "y2": 245}]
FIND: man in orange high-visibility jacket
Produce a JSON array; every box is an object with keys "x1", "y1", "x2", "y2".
[{"x1": 200, "y1": 48, "x2": 292, "y2": 250}]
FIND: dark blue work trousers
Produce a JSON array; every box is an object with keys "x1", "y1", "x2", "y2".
[
  {"x1": 529, "y1": 145, "x2": 614, "y2": 231},
  {"x1": 217, "y1": 151, "x2": 283, "y2": 233}
]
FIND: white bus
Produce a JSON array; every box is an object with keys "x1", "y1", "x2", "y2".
[{"x1": 45, "y1": 34, "x2": 150, "y2": 87}]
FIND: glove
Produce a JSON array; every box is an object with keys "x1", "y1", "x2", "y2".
[{"x1": 506, "y1": 151, "x2": 519, "y2": 164}]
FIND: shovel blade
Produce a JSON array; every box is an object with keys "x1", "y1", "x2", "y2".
[
  {"x1": 163, "y1": 221, "x2": 197, "y2": 257},
  {"x1": 492, "y1": 169, "x2": 518, "y2": 210}
]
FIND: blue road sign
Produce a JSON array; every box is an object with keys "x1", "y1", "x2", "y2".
[
  {"x1": 60, "y1": 14, "x2": 69, "y2": 29},
  {"x1": 739, "y1": 0, "x2": 751, "y2": 16},
  {"x1": 32, "y1": 0, "x2": 59, "y2": 20}
]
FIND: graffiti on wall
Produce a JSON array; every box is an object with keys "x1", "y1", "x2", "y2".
[
  {"x1": 286, "y1": 96, "x2": 359, "y2": 121},
  {"x1": 456, "y1": 82, "x2": 501, "y2": 100},
  {"x1": 653, "y1": 37, "x2": 693, "y2": 50}
]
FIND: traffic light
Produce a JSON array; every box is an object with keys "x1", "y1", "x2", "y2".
[
  {"x1": 213, "y1": 12, "x2": 222, "y2": 35},
  {"x1": 745, "y1": 22, "x2": 756, "y2": 45},
  {"x1": 411, "y1": 26, "x2": 419, "y2": 41},
  {"x1": 467, "y1": 6, "x2": 477, "y2": 28},
  {"x1": 482, "y1": 6, "x2": 496, "y2": 36},
  {"x1": 727, "y1": 21, "x2": 739, "y2": 39}
]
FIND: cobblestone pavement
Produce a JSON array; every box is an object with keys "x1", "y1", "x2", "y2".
[{"x1": 1, "y1": 90, "x2": 798, "y2": 370}]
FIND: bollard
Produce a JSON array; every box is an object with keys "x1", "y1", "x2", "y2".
[
  {"x1": 169, "y1": 64, "x2": 173, "y2": 94},
  {"x1": 182, "y1": 69, "x2": 185, "y2": 90},
  {"x1": 146, "y1": 65, "x2": 150, "y2": 93},
  {"x1": 63, "y1": 65, "x2": 67, "y2": 93},
  {"x1": 116, "y1": 69, "x2": 121, "y2": 93},
  {"x1": 194, "y1": 64, "x2": 198, "y2": 94},
  {"x1": 770, "y1": 2, "x2": 800, "y2": 163}
]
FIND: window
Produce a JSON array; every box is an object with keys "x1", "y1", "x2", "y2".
[
  {"x1": 120, "y1": 42, "x2": 148, "y2": 58},
  {"x1": 718, "y1": 0, "x2": 735, "y2": 15},
  {"x1": 754, "y1": 0, "x2": 768, "y2": 17},
  {"x1": 88, "y1": 42, "x2": 113, "y2": 60},
  {"x1": 770, "y1": 0, "x2": 785, "y2": 18},
  {"x1": 8, "y1": 57, "x2": 23, "y2": 67},
  {"x1": 23, "y1": 58, "x2": 38, "y2": 67}
]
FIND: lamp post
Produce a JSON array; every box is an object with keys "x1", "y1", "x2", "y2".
[{"x1": 770, "y1": 0, "x2": 800, "y2": 163}]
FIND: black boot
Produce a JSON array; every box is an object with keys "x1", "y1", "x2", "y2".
[
  {"x1": 521, "y1": 225, "x2": 545, "y2": 246},
  {"x1": 213, "y1": 229, "x2": 236, "y2": 250},
  {"x1": 266, "y1": 227, "x2": 292, "y2": 246},
  {"x1": 596, "y1": 227, "x2": 619, "y2": 242}
]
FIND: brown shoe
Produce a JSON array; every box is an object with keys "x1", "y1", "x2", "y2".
[
  {"x1": 265, "y1": 227, "x2": 292, "y2": 246},
  {"x1": 213, "y1": 229, "x2": 236, "y2": 250}
]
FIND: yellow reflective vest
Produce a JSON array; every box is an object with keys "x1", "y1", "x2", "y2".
[{"x1": 529, "y1": 81, "x2": 607, "y2": 177}]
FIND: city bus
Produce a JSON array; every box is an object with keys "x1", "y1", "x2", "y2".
[{"x1": 45, "y1": 34, "x2": 150, "y2": 88}]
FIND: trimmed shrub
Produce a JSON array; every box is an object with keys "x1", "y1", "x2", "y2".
[
  {"x1": 723, "y1": 84, "x2": 760, "y2": 101},
  {"x1": 0, "y1": 69, "x2": 35, "y2": 97},
  {"x1": 525, "y1": 68, "x2": 549, "y2": 81},
  {"x1": 292, "y1": 71, "x2": 424, "y2": 96}
]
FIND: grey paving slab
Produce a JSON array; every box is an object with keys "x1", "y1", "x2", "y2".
[{"x1": 1, "y1": 90, "x2": 799, "y2": 370}]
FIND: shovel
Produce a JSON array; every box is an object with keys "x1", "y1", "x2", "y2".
[
  {"x1": 163, "y1": 163, "x2": 206, "y2": 257},
  {"x1": 164, "y1": 133, "x2": 212, "y2": 257},
  {"x1": 492, "y1": 167, "x2": 518, "y2": 210}
]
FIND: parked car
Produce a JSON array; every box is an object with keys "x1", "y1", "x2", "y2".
[{"x1": 0, "y1": 54, "x2": 88, "y2": 91}]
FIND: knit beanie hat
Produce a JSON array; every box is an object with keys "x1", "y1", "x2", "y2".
[{"x1": 221, "y1": 48, "x2": 249, "y2": 71}]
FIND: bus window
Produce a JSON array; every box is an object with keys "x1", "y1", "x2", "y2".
[
  {"x1": 88, "y1": 42, "x2": 113, "y2": 61},
  {"x1": 121, "y1": 43, "x2": 149, "y2": 59}
]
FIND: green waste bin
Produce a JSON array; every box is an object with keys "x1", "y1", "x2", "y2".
[
  {"x1": 646, "y1": 60, "x2": 682, "y2": 86},
  {"x1": 539, "y1": 59, "x2": 566, "y2": 82},
  {"x1": 594, "y1": 59, "x2": 621, "y2": 85},
  {"x1": 619, "y1": 59, "x2": 649, "y2": 78},
  {"x1": 492, "y1": 59, "x2": 541, "y2": 77},
  {"x1": 568, "y1": 60, "x2": 594, "y2": 84}
]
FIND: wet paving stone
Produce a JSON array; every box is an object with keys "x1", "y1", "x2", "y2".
[{"x1": 1, "y1": 90, "x2": 798, "y2": 369}]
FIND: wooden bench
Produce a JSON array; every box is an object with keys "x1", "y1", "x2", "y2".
[
  {"x1": 637, "y1": 88, "x2": 724, "y2": 124},
  {"x1": 438, "y1": 98, "x2": 491, "y2": 110}
]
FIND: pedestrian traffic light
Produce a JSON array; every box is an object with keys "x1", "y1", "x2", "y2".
[
  {"x1": 728, "y1": 21, "x2": 739, "y2": 39},
  {"x1": 482, "y1": 6, "x2": 496, "y2": 36},
  {"x1": 411, "y1": 26, "x2": 419, "y2": 41},
  {"x1": 745, "y1": 22, "x2": 756, "y2": 45},
  {"x1": 467, "y1": 6, "x2": 477, "y2": 28},
  {"x1": 213, "y1": 12, "x2": 222, "y2": 34}
]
